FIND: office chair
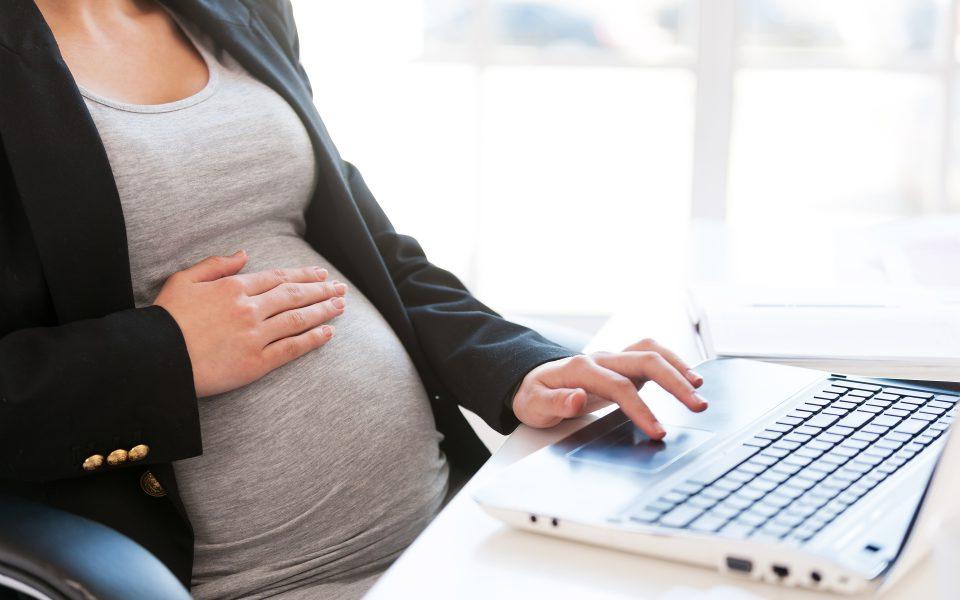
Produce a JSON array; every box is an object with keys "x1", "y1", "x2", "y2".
[{"x1": 0, "y1": 494, "x2": 190, "y2": 600}]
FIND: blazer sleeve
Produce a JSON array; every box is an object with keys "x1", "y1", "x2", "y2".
[{"x1": 0, "y1": 306, "x2": 202, "y2": 482}]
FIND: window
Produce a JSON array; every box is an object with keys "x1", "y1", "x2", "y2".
[{"x1": 291, "y1": 1, "x2": 958, "y2": 316}]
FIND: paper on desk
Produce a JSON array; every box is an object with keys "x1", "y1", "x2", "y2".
[{"x1": 691, "y1": 287, "x2": 960, "y2": 380}]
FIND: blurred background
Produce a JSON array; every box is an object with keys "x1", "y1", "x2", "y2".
[{"x1": 291, "y1": 0, "x2": 960, "y2": 337}]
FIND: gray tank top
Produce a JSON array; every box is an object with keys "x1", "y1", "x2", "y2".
[{"x1": 80, "y1": 16, "x2": 448, "y2": 600}]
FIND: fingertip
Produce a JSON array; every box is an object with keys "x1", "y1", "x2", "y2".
[
  {"x1": 650, "y1": 422, "x2": 666, "y2": 440},
  {"x1": 692, "y1": 392, "x2": 709, "y2": 412},
  {"x1": 686, "y1": 369, "x2": 704, "y2": 388},
  {"x1": 315, "y1": 267, "x2": 328, "y2": 280},
  {"x1": 565, "y1": 389, "x2": 586, "y2": 414}
]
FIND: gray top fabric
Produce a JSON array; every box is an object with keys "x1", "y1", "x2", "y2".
[{"x1": 80, "y1": 16, "x2": 448, "y2": 600}]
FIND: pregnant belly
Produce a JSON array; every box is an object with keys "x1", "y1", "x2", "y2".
[{"x1": 172, "y1": 263, "x2": 448, "y2": 584}]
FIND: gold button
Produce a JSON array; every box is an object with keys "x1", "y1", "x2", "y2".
[
  {"x1": 82, "y1": 454, "x2": 104, "y2": 472},
  {"x1": 106, "y1": 449, "x2": 128, "y2": 466},
  {"x1": 128, "y1": 444, "x2": 150, "y2": 462},
  {"x1": 140, "y1": 471, "x2": 166, "y2": 497}
]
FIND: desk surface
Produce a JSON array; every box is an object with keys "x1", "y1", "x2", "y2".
[{"x1": 366, "y1": 291, "x2": 944, "y2": 600}]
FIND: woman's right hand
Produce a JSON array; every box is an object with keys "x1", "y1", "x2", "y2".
[{"x1": 154, "y1": 250, "x2": 346, "y2": 397}]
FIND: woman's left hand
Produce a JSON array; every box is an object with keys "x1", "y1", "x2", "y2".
[{"x1": 511, "y1": 339, "x2": 707, "y2": 440}]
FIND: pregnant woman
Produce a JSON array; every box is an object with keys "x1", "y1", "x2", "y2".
[{"x1": 0, "y1": 1, "x2": 707, "y2": 598}]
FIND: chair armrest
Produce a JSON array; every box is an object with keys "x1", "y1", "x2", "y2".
[{"x1": 0, "y1": 494, "x2": 190, "y2": 600}]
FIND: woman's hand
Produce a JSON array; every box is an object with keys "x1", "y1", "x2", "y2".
[
  {"x1": 511, "y1": 338, "x2": 706, "y2": 440},
  {"x1": 154, "y1": 250, "x2": 347, "y2": 397}
]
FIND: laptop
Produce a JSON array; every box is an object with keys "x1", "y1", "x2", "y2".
[{"x1": 474, "y1": 358, "x2": 959, "y2": 594}]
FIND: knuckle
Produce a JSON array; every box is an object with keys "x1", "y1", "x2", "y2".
[
  {"x1": 272, "y1": 268, "x2": 289, "y2": 284},
  {"x1": 637, "y1": 337, "x2": 657, "y2": 350},
  {"x1": 287, "y1": 309, "x2": 307, "y2": 328},
  {"x1": 283, "y1": 339, "x2": 302, "y2": 360},
  {"x1": 284, "y1": 283, "x2": 303, "y2": 298},
  {"x1": 234, "y1": 300, "x2": 258, "y2": 323},
  {"x1": 568, "y1": 355, "x2": 591, "y2": 369}
]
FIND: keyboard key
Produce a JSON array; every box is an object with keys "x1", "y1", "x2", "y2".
[
  {"x1": 851, "y1": 431, "x2": 880, "y2": 442},
  {"x1": 749, "y1": 454, "x2": 779, "y2": 467},
  {"x1": 865, "y1": 399, "x2": 892, "y2": 409},
  {"x1": 846, "y1": 389, "x2": 873, "y2": 398},
  {"x1": 930, "y1": 400, "x2": 955, "y2": 410},
  {"x1": 805, "y1": 413, "x2": 839, "y2": 428},
  {"x1": 840, "y1": 438, "x2": 870, "y2": 450},
  {"x1": 687, "y1": 495, "x2": 719, "y2": 510},
  {"x1": 660, "y1": 505, "x2": 704, "y2": 528},
  {"x1": 884, "y1": 408, "x2": 910, "y2": 418},
  {"x1": 896, "y1": 396, "x2": 923, "y2": 407},
  {"x1": 807, "y1": 397, "x2": 832, "y2": 407},
  {"x1": 822, "y1": 385, "x2": 848, "y2": 394},
  {"x1": 747, "y1": 478, "x2": 779, "y2": 493},
  {"x1": 919, "y1": 406, "x2": 946, "y2": 416},
  {"x1": 770, "y1": 462, "x2": 803, "y2": 476},
  {"x1": 864, "y1": 446, "x2": 894, "y2": 459},
  {"x1": 837, "y1": 411, "x2": 873, "y2": 428},
  {"x1": 827, "y1": 425, "x2": 855, "y2": 436},
  {"x1": 744, "y1": 437, "x2": 772, "y2": 448},
  {"x1": 911, "y1": 412, "x2": 937, "y2": 422},
  {"x1": 834, "y1": 401, "x2": 857, "y2": 410},
  {"x1": 874, "y1": 438, "x2": 903, "y2": 451},
  {"x1": 756, "y1": 429, "x2": 782, "y2": 441},
  {"x1": 674, "y1": 482, "x2": 704, "y2": 495},
  {"x1": 817, "y1": 433, "x2": 844, "y2": 444},
  {"x1": 892, "y1": 402, "x2": 919, "y2": 412},
  {"x1": 737, "y1": 511, "x2": 769, "y2": 526},
  {"x1": 689, "y1": 514, "x2": 727, "y2": 532},
  {"x1": 796, "y1": 403, "x2": 823, "y2": 413},
  {"x1": 871, "y1": 414, "x2": 902, "y2": 427},
  {"x1": 874, "y1": 393, "x2": 899, "y2": 402},
  {"x1": 858, "y1": 404, "x2": 883, "y2": 414},
  {"x1": 783, "y1": 432, "x2": 812, "y2": 444},
  {"x1": 660, "y1": 491, "x2": 690, "y2": 504},
  {"x1": 761, "y1": 447, "x2": 790, "y2": 459},
  {"x1": 822, "y1": 407, "x2": 848, "y2": 417},
  {"x1": 772, "y1": 440, "x2": 802, "y2": 451},
  {"x1": 795, "y1": 425, "x2": 824, "y2": 436},
  {"x1": 777, "y1": 416, "x2": 804, "y2": 426},
  {"x1": 887, "y1": 388, "x2": 933, "y2": 399},
  {"x1": 934, "y1": 394, "x2": 958, "y2": 404},
  {"x1": 630, "y1": 509, "x2": 661, "y2": 523},
  {"x1": 833, "y1": 381, "x2": 881, "y2": 392},
  {"x1": 646, "y1": 500, "x2": 675, "y2": 513}
]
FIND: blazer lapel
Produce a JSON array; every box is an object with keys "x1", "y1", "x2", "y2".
[{"x1": 0, "y1": 0, "x2": 135, "y2": 322}]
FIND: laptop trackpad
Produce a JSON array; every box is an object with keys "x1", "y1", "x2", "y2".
[{"x1": 568, "y1": 423, "x2": 714, "y2": 474}]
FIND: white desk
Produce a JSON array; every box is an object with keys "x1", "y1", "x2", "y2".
[{"x1": 366, "y1": 290, "x2": 943, "y2": 600}]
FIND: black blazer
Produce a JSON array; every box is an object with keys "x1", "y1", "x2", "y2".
[{"x1": 0, "y1": 0, "x2": 574, "y2": 587}]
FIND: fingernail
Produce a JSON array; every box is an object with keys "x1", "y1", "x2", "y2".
[
  {"x1": 334, "y1": 282, "x2": 347, "y2": 295},
  {"x1": 693, "y1": 392, "x2": 709, "y2": 410},
  {"x1": 320, "y1": 325, "x2": 333, "y2": 336},
  {"x1": 233, "y1": 250, "x2": 246, "y2": 257},
  {"x1": 687, "y1": 369, "x2": 704, "y2": 385},
  {"x1": 331, "y1": 296, "x2": 345, "y2": 309},
  {"x1": 652, "y1": 422, "x2": 666, "y2": 438},
  {"x1": 315, "y1": 267, "x2": 328, "y2": 277}
]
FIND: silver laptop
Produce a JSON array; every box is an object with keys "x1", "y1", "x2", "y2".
[{"x1": 474, "y1": 358, "x2": 959, "y2": 594}]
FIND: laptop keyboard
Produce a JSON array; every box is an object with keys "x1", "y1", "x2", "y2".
[{"x1": 627, "y1": 379, "x2": 957, "y2": 546}]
